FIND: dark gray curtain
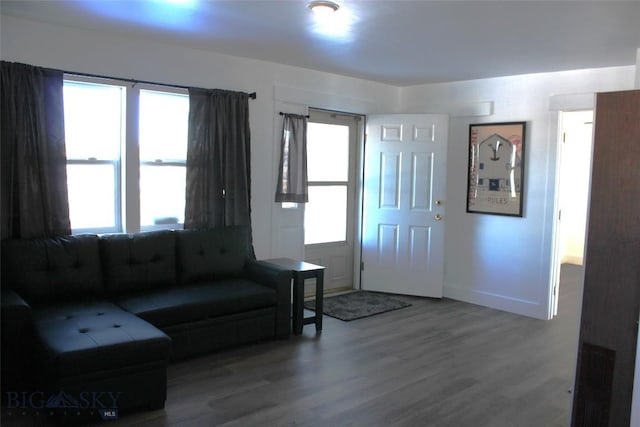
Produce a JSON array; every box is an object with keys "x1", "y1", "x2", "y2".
[
  {"x1": 275, "y1": 113, "x2": 308, "y2": 203},
  {"x1": 276, "y1": 113, "x2": 309, "y2": 203},
  {"x1": 1, "y1": 61, "x2": 71, "y2": 239},
  {"x1": 185, "y1": 88, "x2": 252, "y2": 229}
]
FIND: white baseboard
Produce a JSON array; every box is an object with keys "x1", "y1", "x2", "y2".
[{"x1": 444, "y1": 285, "x2": 548, "y2": 320}]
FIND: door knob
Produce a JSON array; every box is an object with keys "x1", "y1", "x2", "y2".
[{"x1": 435, "y1": 214, "x2": 442, "y2": 221}]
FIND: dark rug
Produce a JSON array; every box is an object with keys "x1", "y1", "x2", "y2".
[{"x1": 304, "y1": 291, "x2": 411, "y2": 321}]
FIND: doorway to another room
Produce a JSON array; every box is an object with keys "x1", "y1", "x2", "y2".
[{"x1": 552, "y1": 110, "x2": 593, "y2": 316}]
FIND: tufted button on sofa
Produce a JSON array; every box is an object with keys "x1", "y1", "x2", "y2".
[{"x1": 1, "y1": 226, "x2": 291, "y2": 419}]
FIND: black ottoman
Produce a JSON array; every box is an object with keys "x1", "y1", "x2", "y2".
[{"x1": 32, "y1": 300, "x2": 171, "y2": 416}]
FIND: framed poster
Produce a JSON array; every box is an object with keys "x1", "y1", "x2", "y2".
[{"x1": 466, "y1": 121, "x2": 526, "y2": 216}]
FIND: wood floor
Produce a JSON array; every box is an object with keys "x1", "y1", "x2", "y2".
[{"x1": 5, "y1": 265, "x2": 583, "y2": 427}]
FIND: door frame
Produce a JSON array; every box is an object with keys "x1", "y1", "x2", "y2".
[{"x1": 270, "y1": 86, "x2": 374, "y2": 265}]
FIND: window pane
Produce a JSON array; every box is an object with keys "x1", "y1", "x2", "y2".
[
  {"x1": 67, "y1": 164, "x2": 116, "y2": 230},
  {"x1": 140, "y1": 165, "x2": 186, "y2": 227},
  {"x1": 139, "y1": 90, "x2": 188, "y2": 161},
  {"x1": 304, "y1": 186, "x2": 347, "y2": 244},
  {"x1": 139, "y1": 90, "x2": 188, "y2": 229},
  {"x1": 63, "y1": 81, "x2": 124, "y2": 160},
  {"x1": 307, "y1": 123, "x2": 349, "y2": 182}
]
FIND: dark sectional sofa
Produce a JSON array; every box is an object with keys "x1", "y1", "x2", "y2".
[{"x1": 1, "y1": 226, "x2": 291, "y2": 417}]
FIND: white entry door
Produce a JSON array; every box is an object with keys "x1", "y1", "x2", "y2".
[{"x1": 361, "y1": 114, "x2": 449, "y2": 297}]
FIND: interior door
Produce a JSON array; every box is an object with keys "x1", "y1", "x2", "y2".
[
  {"x1": 361, "y1": 114, "x2": 448, "y2": 297},
  {"x1": 572, "y1": 89, "x2": 640, "y2": 427}
]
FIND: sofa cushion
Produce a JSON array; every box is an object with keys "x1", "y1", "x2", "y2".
[
  {"x1": 176, "y1": 226, "x2": 252, "y2": 285},
  {"x1": 1, "y1": 235, "x2": 103, "y2": 305},
  {"x1": 100, "y1": 230, "x2": 177, "y2": 295},
  {"x1": 114, "y1": 279, "x2": 276, "y2": 328},
  {"x1": 32, "y1": 300, "x2": 171, "y2": 378}
]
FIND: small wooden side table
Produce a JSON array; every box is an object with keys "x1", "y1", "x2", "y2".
[{"x1": 262, "y1": 257, "x2": 324, "y2": 335}]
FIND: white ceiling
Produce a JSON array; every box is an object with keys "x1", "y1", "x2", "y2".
[{"x1": 2, "y1": 0, "x2": 639, "y2": 86}]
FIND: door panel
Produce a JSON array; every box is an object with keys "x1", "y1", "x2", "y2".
[
  {"x1": 572, "y1": 89, "x2": 640, "y2": 427},
  {"x1": 362, "y1": 114, "x2": 448, "y2": 298},
  {"x1": 304, "y1": 109, "x2": 361, "y2": 293}
]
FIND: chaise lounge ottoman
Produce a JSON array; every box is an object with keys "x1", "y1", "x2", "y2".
[{"x1": 33, "y1": 300, "x2": 171, "y2": 413}]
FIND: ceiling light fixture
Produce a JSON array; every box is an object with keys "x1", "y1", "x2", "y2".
[{"x1": 308, "y1": 1, "x2": 340, "y2": 15}]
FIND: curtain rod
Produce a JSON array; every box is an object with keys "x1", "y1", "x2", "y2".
[
  {"x1": 64, "y1": 70, "x2": 257, "y2": 99},
  {"x1": 279, "y1": 112, "x2": 309, "y2": 118}
]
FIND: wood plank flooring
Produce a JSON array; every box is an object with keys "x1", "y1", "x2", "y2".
[{"x1": 4, "y1": 265, "x2": 583, "y2": 427}]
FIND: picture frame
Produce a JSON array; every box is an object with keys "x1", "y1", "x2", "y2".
[{"x1": 466, "y1": 121, "x2": 526, "y2": 217}]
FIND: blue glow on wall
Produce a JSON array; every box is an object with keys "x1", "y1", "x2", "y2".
[{"x1": 80, "y1": 0, "x2": 202, "y2": 32}]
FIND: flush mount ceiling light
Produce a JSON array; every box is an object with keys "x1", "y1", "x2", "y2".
[{"x1": 308, "y1": 1, "x2": 340, "y2": 15}]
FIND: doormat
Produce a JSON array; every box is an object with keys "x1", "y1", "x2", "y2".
[{"x1": 304, "y1": 291, "x2": 411, "y2": 321}]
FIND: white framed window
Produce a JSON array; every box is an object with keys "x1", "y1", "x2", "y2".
[
  {"x1": 64, "y1": 80, "x2": 124, "y2": 233},
  {"x1": 304, "y1": 120, "x2": 352, "y2": 245},
  {"x1": 63, "y1": 76, "x2": 188, "y2": 234},
  {"x1": 138, "y1": 89, "x2": 188, "y2": 230}
]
